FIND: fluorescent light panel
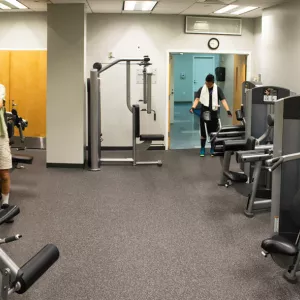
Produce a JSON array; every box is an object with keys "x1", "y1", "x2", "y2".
[
  {"x1": 214, "y1": 5, "x2": 239, "y2": 14},
  {"x1": 124, "y1": 1, "x2": 157, "y2": 11},
  {"x1": 231, "y1": 6, "x2": 258, "y2": 15},
  {"x1": 0, "y1": 3, "x2": 11, "y2": 9},
  {"x1": 4, "y1": 0, "x2": 27, "y2": 9}
]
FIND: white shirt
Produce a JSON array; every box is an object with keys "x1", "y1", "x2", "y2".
[{"x1": 0, "y1": 84, "x2": 5, "y2": 101}]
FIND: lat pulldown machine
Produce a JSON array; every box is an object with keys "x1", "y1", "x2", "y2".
[{"x1": 87, "y1": 56, "x2": 164, "y2": 171}]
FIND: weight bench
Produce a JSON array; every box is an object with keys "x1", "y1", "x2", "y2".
[
  {"x1": 132, "y1": 105, "x2": 164, "y2": 166},
  {"x1": 12, "y1": 154, "x2": 33, "y2": 169}
]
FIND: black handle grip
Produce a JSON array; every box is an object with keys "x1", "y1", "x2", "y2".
[
  {"x1": 235, "y1": 110, "x2": 243, "y2": 121},
  {"x1": 5, "y1": 234, "x2": 22, "y2": 244},
  {"x1": 16, "y1": 244, "x2": 59, "y2": 294}
]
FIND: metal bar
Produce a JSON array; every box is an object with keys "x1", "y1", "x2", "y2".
[
  {"x1": 136, "y1": 161, "x2": 162, "y2": 165},
  {"x1": 0, "y1": 249, "x2": 19, "y2": 279},
  {"x1": 245, "y1": 160, "x2": 263, "y2": 216},
  {"x1": 241, "y1": 153, "x2": 273, "y2": 163},
  {"x1": 143, "y1": 67, "x2": 147, "y2": 104},
  {"x1": 253, "y1": 199, "x2": 272, "y2": 206},
  {"x1": 146, "y1": 68, "x2": 152, "y2": 114},
  {"x1": 99, "y1": 59, "x2": 143, "y2": 73},
  {"x1": 132, "y1": 108, "x2": 137, "y2": 166},
  {"x1": 255, "y1": 144, "x2": 273, "y2": 151},
  {"x1": 100, "y1": 158, "x2": 134, "y2": 162},
  {"x1": 257, "y1": 126, "x2": 271, "y2": 144},
  {"x1": 89, "y1": 69, "x2": 101, "y2": 171},
  {"x1": 219, "y1": 151, "x2": 232, "y2": 186},
  {"x1": 126, "y1": 61, "x2": 132, "y2": 113}
]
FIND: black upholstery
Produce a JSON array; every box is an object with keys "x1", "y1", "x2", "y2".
[
  {"x1": 235, "y1": 110, "x2": 244, "y2": 121},
  {"x1": 223, "y1": 140, "x2": 247, "y2": 151},
  {"x1": 133, "y1": 105, "x2": 140, "y2": 138},
  {"x1": 210, "y1": 131, "x2": 245, "y2": 139},
  {"x1": 0, "y1": 205, "x2": 20, "y2": 225},
  {"x1": 12, "y1": 154, "x2": 33, "y2": 165},
  {"x1": 262, "y1": 235, "x2": 298, "y2": 256},
  {"x1": 214, "y1": 136, "x2": 242, "y2": 146},
  {"x1": 245, "y1": 136, "x2": 256, "y2": 150},
  {"x1": 267, "y1": 114, "x2": 274, "y2": 126},
  {"x1": 140, "y1": 135, "x2": 164, "y2": 142},
  {"x1": 224, "y1": 171, "x2": 248, "y2": 183},
  {"x1": 218, "y1": 125, "x2": 245, "y2": 132}
]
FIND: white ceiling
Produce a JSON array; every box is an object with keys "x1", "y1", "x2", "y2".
[{"x1": 0, "y1": 0, "x2": 289, "y2": 16}]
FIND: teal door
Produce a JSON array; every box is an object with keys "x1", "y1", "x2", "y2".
[{"x1": 193, "y1": 56, "x2": 215, "y2": 96}]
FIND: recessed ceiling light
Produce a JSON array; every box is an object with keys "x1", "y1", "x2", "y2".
[
  {"x1": 4, "y1": 0, "x2": 27, "y2": 9},
  {"x1": 231, "y1": 6, "x2": 258, "y2": 15},
  {"x1": 214, "y1": 5, "x2": 239, "y2": 14},
  {"x1": 0, "y1": 3, "x2": 11, "y2": 9},
  {"x1": 123, "y1": 1, "x2": 157, "y2": 11}
]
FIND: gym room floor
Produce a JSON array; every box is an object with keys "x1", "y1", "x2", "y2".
[{"x1": 7, "y1": 149, "x2": 300, "y2": 300}]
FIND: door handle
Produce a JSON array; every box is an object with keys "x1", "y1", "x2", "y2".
[
  {"x1": 12, "y1": 100, "x2": 17, "y2": 107},
  {"x1": 194, "y1": 80, "x2": 197, "y2": 84}
]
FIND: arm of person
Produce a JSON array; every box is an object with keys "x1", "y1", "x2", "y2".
[
  {"x1": 190, "y1": 98, "x2": 200, "y2": 113},
  {"x1": 221, "y1": 99, "x2": 232, "y2": 117},
  {"x1": 0, "y1": 99, "x2": 3, "y2": 109},
  {"x1": 190, "y1": 87, "x2": 202, "y2": 113},
  {"x1": 0, "y1": 84, "x2": 5, "y2": 109}
]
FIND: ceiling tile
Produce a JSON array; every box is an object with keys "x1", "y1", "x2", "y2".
[
  {"x1": 152, "y1": 1, "x2": 194, "y2": 14},
  {"x1": 88, "y1": 0, "x2": 122, "y2": 13},
  {"x1": 180, "y1": 3, "x2": 224, "y2": 15}
]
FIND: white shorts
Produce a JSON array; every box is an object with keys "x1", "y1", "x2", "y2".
[{"x1": 0, "y1": 135, "x2": 12, "y2": 170}]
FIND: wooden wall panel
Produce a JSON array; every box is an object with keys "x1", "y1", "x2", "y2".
[
  {"x1": 10, "y1": 50, "x2": 47, "y2": 137},
  {"x1": 0, "y1": 51, "x2": 10, "y2": 107}
]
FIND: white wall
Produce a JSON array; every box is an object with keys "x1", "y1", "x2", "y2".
[
  {"x1": 218, "y1": 54, "x2": 234, "y2": 126},
  {"x1": 261, "y1": 0, "x2": 300, "y2": 92},
  {"x1": 87, "y1": 14, "x2": 255, "y2": 147},
  {"x1": 252, "y1": 17, "x2": 262, "y2": 80},
  {"x1": 0, "y1": 13, "x2": 47, "y2": 49}
]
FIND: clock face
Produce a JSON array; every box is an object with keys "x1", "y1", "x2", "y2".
[{"x1": 208, "y1": 38, "x2": 219, "y2": 50}]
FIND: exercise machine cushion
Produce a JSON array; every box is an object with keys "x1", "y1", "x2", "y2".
[
  {"x1": 210, "y1": 131, "x2": 245, "y2": 139},
  {"x1": 0, "y1": 205, "x2": 20, "y2": 225},
  {"x1": 16, "y1": 244, "x2": 60, "y2": 294},
  {"x1": 262, "y1": 235, "x2": 298, "y2": 256},
  {"x1": 12, "y1": 154, "x2": 33, "y2": 165},
  {"x1": 224, "y1": 171, "x2": 248, "y2": 183},
  {"x1": 140, "y1": 134, "x2": 164, "y2": 142},
  {"x1": 214, "y1": 136, "x2": 243, "y2": 146},
  {"x1": 223, "y1": 140, "x2": 247, "y2": 151},
  {"x1": 218, "y1": 125, "x2": 245, "y2": 132}
]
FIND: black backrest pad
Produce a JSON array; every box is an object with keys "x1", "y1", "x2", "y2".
[
  {"x1": 246, "y1": 136, "x2": 256, "y2": 150},
  {"x1": 133, "y1": 105, "x2": 140, "y2": 138}
]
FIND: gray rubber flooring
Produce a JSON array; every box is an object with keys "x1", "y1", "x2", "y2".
[{"x1": 6, "y1": 149, "x2": 300, "y2": 300}]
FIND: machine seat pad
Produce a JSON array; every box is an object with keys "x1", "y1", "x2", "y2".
[
  {"x1": 214, "y1": 137, "x2": 242, "y2": 145},
  {"x1": 223, "y1": 140, "x2": 247, "y2": 151},
  {"x1": 262, "y1": 235, "x2": 298, "y2": 256},
  {"x1": 140, "y1": 134, "x2": 164, "y2": 142},
  {"x1": 0, "y1": 205, "x2": 20, "y2": 225},
  {"x1": 224, "y1": 171, "x2": 248, "y2": 183},
  {"x1": 219, "y1": 125, "x2": 245, "y2": 132},
  {"x1": 12, "y1": 154, "x2": 33, "y2": 164}
]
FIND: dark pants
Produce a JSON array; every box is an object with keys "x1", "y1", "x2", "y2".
[{"x1": 200, "y1": 117, "x2": 219, "y2": 139}]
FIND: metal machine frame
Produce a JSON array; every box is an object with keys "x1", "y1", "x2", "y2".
[
  {"x1": 261, "y1": 95, "x2": 300, "y2": 283},
  {"x1": 88, "y1": 56, "x2": 163, "y2": 171}
]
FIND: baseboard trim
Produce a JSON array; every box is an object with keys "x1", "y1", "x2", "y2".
[
  {"x1": 85, "y1": 145, "x2": 165, "y2": 151},
  {"x1": 46, "y1": 163, "x2": 84, "y2": 169}
]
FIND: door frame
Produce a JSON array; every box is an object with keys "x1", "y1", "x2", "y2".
[
  {"x1": 166, "y1": 49, "x2": 252, "y2": 150},
  {"x1": 192, "y1": 55, "x2": 215, "y2": 95}
]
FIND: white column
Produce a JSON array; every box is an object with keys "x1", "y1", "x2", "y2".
[{"x1": 47, "y1": 4, "x2": 86, "y2": 167}]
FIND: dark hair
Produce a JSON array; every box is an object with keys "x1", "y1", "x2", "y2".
[{"x1": 206, "y1": 74, "x2": 215, "y2": 83}]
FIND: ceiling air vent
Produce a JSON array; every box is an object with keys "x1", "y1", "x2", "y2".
[{"x1": 185, "y1": 16, "x2": 242, "y2": 36}]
